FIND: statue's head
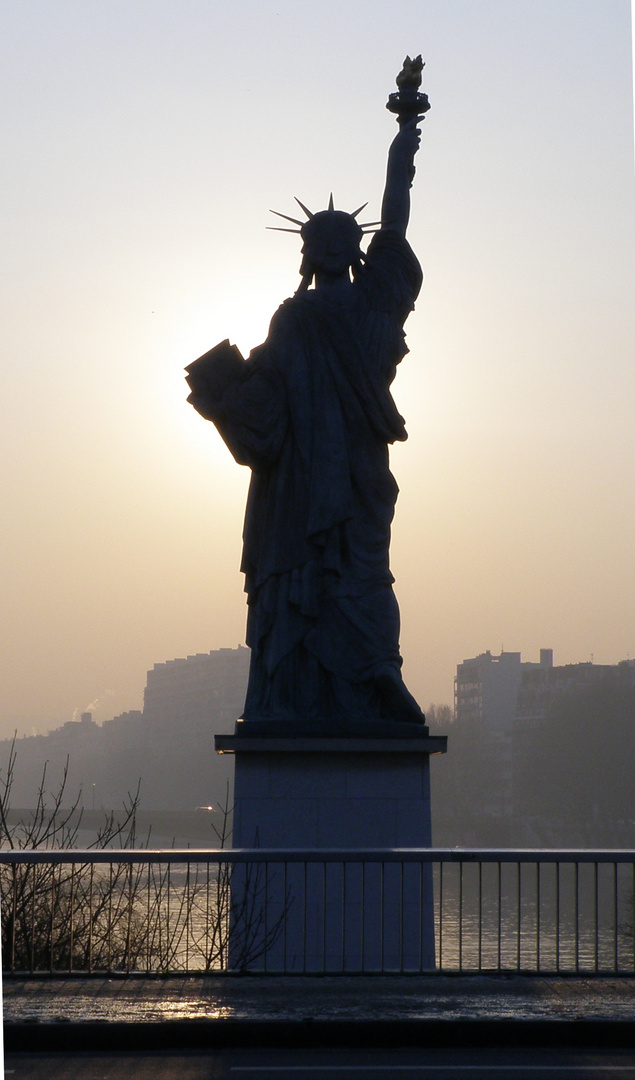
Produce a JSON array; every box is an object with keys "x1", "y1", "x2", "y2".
[
  {"x1": 299, "y1": 210, "x2": 363, "y2": 280},
  {"x1": 269, "y1": 196, "x2": 379, "y2": 290}
]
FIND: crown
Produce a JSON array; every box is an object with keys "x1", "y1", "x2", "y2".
[{"x1": 267, "y1": 194, "x2": 380, "y2": 233}]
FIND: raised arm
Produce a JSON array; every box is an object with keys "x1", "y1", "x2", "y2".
[{"x1": 380, "y1": 118, "x2": 422, "y2": 237}]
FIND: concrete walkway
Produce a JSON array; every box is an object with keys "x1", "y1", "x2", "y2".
[
  {"x1": 4, "y1": 974, "x2": 635, "y2": 1051},
  {"x1": 4, "y1": 974, "x2": 635, "y2": 1025}
]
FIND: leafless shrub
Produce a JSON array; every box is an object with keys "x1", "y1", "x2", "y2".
[{"x1": 0, "y1": 747, "x2": 288, "y2": 973}]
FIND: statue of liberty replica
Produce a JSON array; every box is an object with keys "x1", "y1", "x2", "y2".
[
  {"x1": 187, "y1": 57, "x2": 431, "y2": 738},
  {"x1": 187, "y1": 59, "x2": 444, "y2": 971}
]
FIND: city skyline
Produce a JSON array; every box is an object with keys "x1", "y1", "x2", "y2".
[
  {"x1": 1, "y1": 1, "x2": 634, "y2": 736},
  {"x1": 6, "y1": 639, "x2": 634, "y2": 740},
  {"x1": 3, "y1": 644, "x2": 632, "y2": 848}
]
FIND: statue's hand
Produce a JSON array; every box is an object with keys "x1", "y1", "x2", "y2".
[{"x1": 389, "y1": 117, "x2": 422, "y2": 164}]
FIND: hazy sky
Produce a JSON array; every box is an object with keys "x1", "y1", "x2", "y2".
[{"x1": 1, "y1": 1, "x2": 634, "y2": 736}]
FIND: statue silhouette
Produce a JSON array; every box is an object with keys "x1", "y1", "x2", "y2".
[{"x1": 187, "y1": 79, "x2": 429, "y2": 736}]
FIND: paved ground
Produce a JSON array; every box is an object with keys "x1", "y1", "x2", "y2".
[
  {"x1": 4, "y1": 976, "x2": 635, "y2": 1078},
  {"x1": 4, "y1": 974, "x2": 635, "y2": 1025}
]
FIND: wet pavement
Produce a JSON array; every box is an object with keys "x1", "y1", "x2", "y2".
[{"x1": 4, "y1": 973, "x2": 635, "y2": 1025}]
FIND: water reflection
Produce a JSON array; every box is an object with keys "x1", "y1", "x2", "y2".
[{"x1": 434, "y1": 860, "x2": 634, "y2": 972}]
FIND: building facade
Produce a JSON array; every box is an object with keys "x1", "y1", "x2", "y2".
[
  {"x1": 0, "y1": 647, "x2": 251, "y2": 811},
  {"x1": 454, "y1": 649, "x2": 554, "y2": 820}
]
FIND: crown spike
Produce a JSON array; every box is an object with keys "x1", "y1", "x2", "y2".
[
  {"x1": 267, "y1": 226, "x2": 302, "y2": 233},
  {"x1": 358, "y1": 220, "x2": 382, "y2": 228},
  {"x1": 328, "y1": 193, "x2": 335, "y2": 211},
  {"x1": 294, "y1": 197, "x2": 314, "y2": 219},
  {"x1": 351, "y1": 202, "x2": 368, "y2": 218},
  {"x1": 270, "y1": 209, "x2": 305, "y2": 226}
]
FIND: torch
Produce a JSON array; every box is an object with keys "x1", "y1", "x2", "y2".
[{"x1": 386, "y1": 55, "x2": 431, "y2": 128}]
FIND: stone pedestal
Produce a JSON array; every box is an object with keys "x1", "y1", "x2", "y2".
[{"x1": 215, "y1": 733, "x2": 447, "y2": 972}]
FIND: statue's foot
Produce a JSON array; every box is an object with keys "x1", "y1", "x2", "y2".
[{"x1": 373, "y1": 664, "x2": 426, "y2": 725}]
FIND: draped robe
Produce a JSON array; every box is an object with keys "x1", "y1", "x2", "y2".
[{"x1": 191, "y1": 229, "x2": 422, "y2": 730}]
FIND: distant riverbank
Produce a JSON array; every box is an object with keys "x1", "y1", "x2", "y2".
[{"x1": 2, "y1": 807, "x2": 222, "y2": 849}]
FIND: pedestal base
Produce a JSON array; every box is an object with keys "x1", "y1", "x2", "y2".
[{"x1": 216, "y1": 734, "x2": 447, "y2": 972}]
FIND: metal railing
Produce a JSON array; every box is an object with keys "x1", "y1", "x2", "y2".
[{"x1": 0, "y1": 848, "x2": 633, "y2": 975}]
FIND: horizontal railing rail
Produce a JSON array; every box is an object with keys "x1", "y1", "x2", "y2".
[
  {"x1": 1, "y1": 848, "x2": 633, "y2": 976},
  {"x1": 2, "y1": 847, "x2": 635, "y2": 864}
]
